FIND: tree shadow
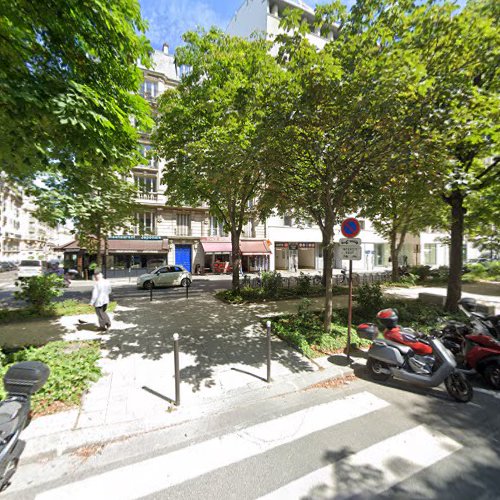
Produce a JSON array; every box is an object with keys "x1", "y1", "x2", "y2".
[{"x1": 100, "y1": 293, "x2": 314, "y2": 393}]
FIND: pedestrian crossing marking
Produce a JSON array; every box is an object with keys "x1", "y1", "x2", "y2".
[
  {"x1": 36, "y1": 391, "x2": 388, "y2": 500},
  {"x1": 258, "y1": 424, "x2": 462, "y2": 499}
]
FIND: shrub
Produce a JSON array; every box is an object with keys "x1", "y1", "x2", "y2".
[
  {"x1": 409, "y1": 265, "x2": 433, "y2": 281},
  {"x1": 297, "y1": 272, "x2": 311, "y2": 295},
  {"x1": 14, "y1": 274, "x2": 65, "y2": 313},
  {"x1": 355, "y1": 283, "x2": 384, "y2": 316},
  {"x1": 261, "y1": 271, "x2": 282, "y2": 298}
]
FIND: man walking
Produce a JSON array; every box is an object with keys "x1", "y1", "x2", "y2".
[{"x1": 90, "y1": 271, "x2": 112, "y2": 331}]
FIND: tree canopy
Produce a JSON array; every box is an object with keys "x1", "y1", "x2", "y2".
[
  {"x1": 154, "y1": 29, "x2": 281, "y2": 289},
  {"x1": 0, "y1": 0, "x2": 152, "y2": 179}
]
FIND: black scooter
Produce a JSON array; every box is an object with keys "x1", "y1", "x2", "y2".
[{"x1": 0, "y1": 361, "x2": 49, "y2": 491}]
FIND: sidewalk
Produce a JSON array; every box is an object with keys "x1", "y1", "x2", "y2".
[{"x1": 20, "y1": 293, "x2": 353, "y2": 462}]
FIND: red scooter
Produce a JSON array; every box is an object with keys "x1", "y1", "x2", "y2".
[{"x1": 438, "y1": 298, "x2": 500, "y2": 389}]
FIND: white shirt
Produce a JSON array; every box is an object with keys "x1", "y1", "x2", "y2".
[{"x1": 90, "y1": 279, "x2": 112, "y2": 307}]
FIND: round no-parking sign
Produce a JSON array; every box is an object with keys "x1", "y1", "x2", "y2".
[{"x1": 341, "y1": 218, "x2": 361, "y2": 238}]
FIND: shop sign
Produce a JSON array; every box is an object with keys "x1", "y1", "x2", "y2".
[
  {"x1": 109, "y1": 235, "x2": 162, "y2": 241},
  {"x1": 275, "y1": 242, "x2": 289, "y2": 249},
  {"x1": 298, "y1": 242, "x2": 315, "y2": 249}
]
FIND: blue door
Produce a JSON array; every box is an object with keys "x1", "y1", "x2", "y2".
[{"x1": 175, "y1": 245, "x2": 192, "y2": 272}]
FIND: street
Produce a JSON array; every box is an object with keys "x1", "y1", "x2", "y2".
[{"x1": 4, "y1": 376, "x2": 500, "y2": 500}]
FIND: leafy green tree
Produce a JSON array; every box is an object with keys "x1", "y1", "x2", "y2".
[
  {"x1": 420, "y1": 0, "x2": 499, "y2": 311},
  {"x1": 154, "y1": 29, "x2": 280, "y2": 290},
  {"x1": 33, "y1": 166, "x2": 141, "y2": 273},
  {"x1": 0, "y1": 0, "x2": 152, "y2": 179},
  {"x1": 263, "y1": 1, "x2": 444, "y2": 330}
]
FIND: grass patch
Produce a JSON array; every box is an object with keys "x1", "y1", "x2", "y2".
[
  {"x1": 0, "y1": 341, "x2": 102, "y2": 415},
  {"x1": 0, "y1": 300, "x2": 117, "y2": 324},
  {"x1": 271, "y1": 312, "x2": 371, "y2": 359},
  {"x1": 216, "y1": 286, "x2": 346, "y2": 304}
]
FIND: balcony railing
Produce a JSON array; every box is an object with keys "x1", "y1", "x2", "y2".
[
  {"x1": 175, "y1": 227, "x2": 192, "y2": 236},
  {"x1": 137, "y1": 192, "x2": 159, "y2": 201}
]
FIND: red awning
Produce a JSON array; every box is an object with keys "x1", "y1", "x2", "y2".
[
  {"x1": 240, "y1": 241, "x2": 271, "y2": 255},
  {"x1": 201, "y1": 242, "x2": 233, "y2": 254}
]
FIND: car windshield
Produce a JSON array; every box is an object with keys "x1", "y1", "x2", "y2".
[{"x1": 20, "y1": 260, "x2": 41, "y2": 267}]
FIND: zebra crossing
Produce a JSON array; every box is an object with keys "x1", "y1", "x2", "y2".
[{"x1": 32, "y1": 389, "x2": 468, "y2": 500}]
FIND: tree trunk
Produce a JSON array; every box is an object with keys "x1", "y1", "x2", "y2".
[
  {"x1": 231, "y1": 229, "x2": 242, "y2": 292},
  {"x1": 322, "y1": 215, "x2": 334, "y2": 332},
  {"x1": 96, "y1": 228, "x2": 102, "y2": 269},
  {"x1": 390, "y1": 233, "x2": 399, "y2": 282},
  {"x1": 103, "y1": 236, "x2": 109, "y2": 279},
  {"x1": 445, "y1": 190, "x2": 465, "y2": 312}
]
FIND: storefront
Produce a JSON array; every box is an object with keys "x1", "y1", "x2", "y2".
[
  {"x1": 56, "y1": 236, "x2": 169, "y2": 276},
  {"x1": 200, "y1": 238, "x2": 271, "y2": 273},
  {"x1": 275, "y1": 242, "x2": 316, "y2": 271}
]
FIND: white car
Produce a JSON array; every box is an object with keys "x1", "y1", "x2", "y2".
[
  {"x1": 17, "y1": 260, "x2": 46, "y2": 279},
  {"x1": 136, "y1": 265, "x2": 192, "y2": 289}
]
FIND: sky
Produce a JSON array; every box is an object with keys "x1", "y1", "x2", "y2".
[{"x1": 138, "y1": 0, "x2": 335, "y2": 51}]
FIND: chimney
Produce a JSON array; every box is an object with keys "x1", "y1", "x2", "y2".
[{"x1": 162, "y1": 43, "x2": 169, "y2": 54}]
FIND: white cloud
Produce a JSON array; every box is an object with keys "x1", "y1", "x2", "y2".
[{"x1": 141, "y1": 0, "x2": 227, "y2": 51}]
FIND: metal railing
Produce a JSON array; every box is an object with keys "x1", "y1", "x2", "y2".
[{"x1": 175, "y1": 227, "x2": 192, "y2": 236}]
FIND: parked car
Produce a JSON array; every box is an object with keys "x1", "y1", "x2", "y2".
[
  {"x1": 137, "y1": 265, "x2": 192, "y2": 289},
  {"x1": 0, "y1": 262, "x2": 12, "y2": 272},
  {"x1": 17, "y1": 260, "x2": 46, "y2": 279}
]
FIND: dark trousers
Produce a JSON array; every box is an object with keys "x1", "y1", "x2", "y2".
[{"x1": 95, "y1": 303, "x2": 111, "y2": 329}]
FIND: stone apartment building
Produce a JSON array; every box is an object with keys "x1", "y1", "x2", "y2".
[{"x1": 0, "y1": 173, "x2": 71, "y2": 262}]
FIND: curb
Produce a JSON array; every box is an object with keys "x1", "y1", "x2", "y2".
[{"x1": 22, "y1": 361, "x2": 357, "y2": 464}]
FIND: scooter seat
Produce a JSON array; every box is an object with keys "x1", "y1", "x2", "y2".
[{"x1": 377, "y1": 339, "x2": 413, "y2": 356}]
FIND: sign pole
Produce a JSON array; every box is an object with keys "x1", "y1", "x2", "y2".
[{"x1": 347, "y1": 259, "x2": 353, "y2": 362}]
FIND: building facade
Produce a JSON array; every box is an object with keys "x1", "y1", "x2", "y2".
[{"x1": 0, "y1": 174, "x2": 71, "y2": 262}]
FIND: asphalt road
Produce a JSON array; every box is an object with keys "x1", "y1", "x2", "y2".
[
  {"x1": 5, "y1": 376, "x2": 500, "y2": 500},
  {"x1": 0, "y1": 272, "x2": 232, "y2": 307}
]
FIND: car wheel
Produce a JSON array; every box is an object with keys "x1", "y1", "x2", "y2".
[
  {"x1": 143, "y1": 280, "x2": 154, "y2": 290},
  {"x1": 181, "y1": 277, "x2": 191, "y2": 287}
]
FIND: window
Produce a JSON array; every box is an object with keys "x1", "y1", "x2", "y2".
[
  {"x1": 374, "y1": 243, "x2": 387, "y2": 267},
  {"x1": 283, "y1": 215, "x2": 292, "y2": 226},
  {"x1": 139, "y1": 144, "x2": 158, "y2": 169},
  {"x1": 140, "y1": 79, "x2": 158, "y2": 98},
  {"x1": 177, "y1": 213, "x2": 191, "y2": 236},
  {"x1": 424, "y1": 243, "x2": 437, "y2": 266},
  {"x1": 136, "y1": 212, "x2": 156, "y2": 234},
  {"x1": 134, "y1": 175, "x2": 157, "y2": 193},
  {"x1": 358, "y1": 220, "x2": 366, "y2": 230},
  {"x1": 177, "y1": 65, "x2": 192, "y2": 78},
  {"x1": 209, "y1": 216, "x2": 225, "y2": 236}
]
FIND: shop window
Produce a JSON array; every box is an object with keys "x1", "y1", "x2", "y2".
[{"x1": 424, "y1": 243, "x2": 437, "y2": 266}]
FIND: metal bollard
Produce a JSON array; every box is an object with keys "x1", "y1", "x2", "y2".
[
  {"x1": 173, "y1": 333, "x2": 180, "y2": 406},
  {"x1": 266, "y1": 320, "x2": 272, "y2": 383}
]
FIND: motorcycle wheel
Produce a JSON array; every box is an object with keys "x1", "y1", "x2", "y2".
[
  {"x1": 366, "y1": 358, "x2": 391, "y2": 381},
  {"x1": 0, "y1": 457, "x2": 19, "y2": 492},
  {"x1": 445, "y1": 372, "x2": 473, "y2": 402},
  {"x1": 483, "y1": 364, "x2": 500, "y2": 389}
]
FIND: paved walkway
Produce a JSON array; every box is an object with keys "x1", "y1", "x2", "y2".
[
  {"x1": 13, "y1": 281, "x2": 499, "y2": 461},
  {"x1": 21, "y1": 293, "x2": 352, "y2": 460}
]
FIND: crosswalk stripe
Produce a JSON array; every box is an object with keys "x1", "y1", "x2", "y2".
[
  {"x1": 35, "y1": 391, "x2": 388, "y2": 500},
  {"x1": 258, "y1": 424, "x2": 462, "y2": 499}
]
